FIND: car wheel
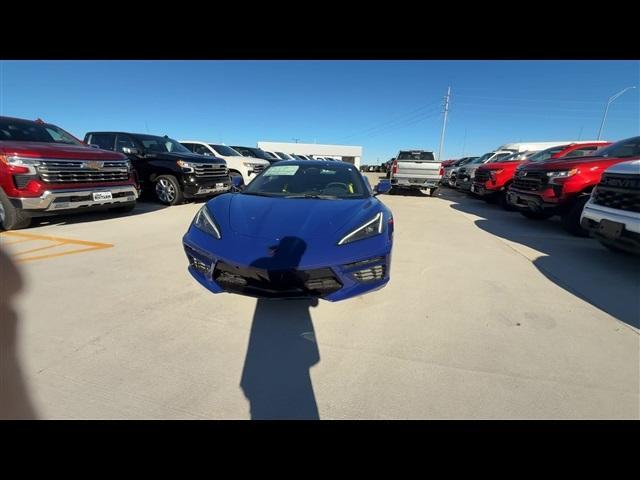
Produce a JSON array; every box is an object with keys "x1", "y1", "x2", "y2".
[
  {"x1": 154, "y1": 175, "x2": 184, "y2": 206},
  {"x1": 520, "y1": 210, "x2": 554, "y2": 220},
  {"x1": 0, "y1": 189, "x2": 31, "y2": 231},
  {"x1": 561, "y1": 195, "x2": 590, "y2": 237},
  {"x1": 499, "y1": 191, "x2": 516, "y2": 211}
]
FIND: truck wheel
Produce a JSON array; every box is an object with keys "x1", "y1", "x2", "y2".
[
  {"x1": 520, "y1": 210, "x2": 554, "y2": 221},
  {"x1": 561, "y1": 195, "x2": 590, "y2": 237},
  {"x1": 0, "y1": 189, "x2": 32, "y2": 231},
  {"x1": 498, "y1": 191, "x2": 515, "y2": 211},
  {"x1": 154, "y1": 175, "x2": 184, "y2": 206}
]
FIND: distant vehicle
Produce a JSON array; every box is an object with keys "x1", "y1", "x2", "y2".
[
  {"x1": 580, "y1": 159, "x2": 640, "y2": 254},
  {"x1": 0, "y1": 116, "x2": 138, "y2": 230},
  {"x1": 182, "y1": 160, "x2": 394, "y2": 301},
  {"x1": 471, "y1": 142, "x2": 611, "y2": 208},
  {"x1": 273, "y1": 152, "x2": 296, "y2": 161},
  {"x1": 231, "y1": 146, "x2": 280, "y2": 164},
  {"x1": 442, "y1": 157, "x2": 477, "y2": 186},
  {"x1": 85, "y1": 131, "x2": 229, "y2": 206},
  {"x1": 389, "y1": 150, "x2": 442, "y2": 196},
  {"x1": 180, "y1": 141, "x2": 269, "y2": 185},
  {"x1": 507, "y1": 136, "x2": 640, "y2": 236}
]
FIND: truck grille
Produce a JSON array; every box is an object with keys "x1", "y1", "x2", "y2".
[
  {"x1": 474, "y1": 170, "x2": 491, "y2": 182},
  {"x1": 513, "y1": 170, "x2": 548, "y2": 191},
  {"x1": 593, "y1": 173, "x2": 640, "y2": 213},
  {"x1": 194, "y1": 163, "x2": 228, "y2": 178},
  {"x1": 38, "y1": 159, "x2": 130, "y2": 184}
]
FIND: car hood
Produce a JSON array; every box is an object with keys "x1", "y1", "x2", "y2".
[
  {"x1": 0, "y1": 141, "x2": 127, "y2": 160},
  {"x1": 604, "y1": 159, "x2": 640, "y2": 175},
  {"x1": 522, "y1": 155, "x2": 638, "y2": 171},
  {"x1": 227, "y1": 194, "x2": 376, "y2": 240},
  {"x1": 144, "y1": 151, "x2": 226, "y2": 165}
]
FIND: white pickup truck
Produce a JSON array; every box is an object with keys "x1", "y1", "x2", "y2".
[{"x1": 389, "y1": 150, "x2": 442, "y2": 196}]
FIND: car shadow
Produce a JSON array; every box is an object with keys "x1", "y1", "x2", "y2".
[
  {"x1": 29, "y1": 199, "x2": 170, "y2": 228},
  {"x1": 446, "y1": 190, "x2": 640, "y2": 329},
  {"x1": 239, "y1": 236, "x2": 321, "y2": 419}
]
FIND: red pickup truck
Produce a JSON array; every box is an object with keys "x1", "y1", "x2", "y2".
[
  {"x1": 506, "y1": 136, "x2": 640, "y2": 236},
  {"x1": 0, "y1": 116, "x2": 139, "y2": 230},
  {"x1": 471, "y1": 142, "x2": 611, "y2": 209}
]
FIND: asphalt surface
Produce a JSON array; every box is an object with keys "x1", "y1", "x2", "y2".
[{"x1": 2, "y1": 173, "x2": 638, "y2": 419}]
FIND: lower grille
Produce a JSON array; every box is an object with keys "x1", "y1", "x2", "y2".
[
  {"x1": 352, "y1": 265, "x2": 385, "y2": 282},
  {"x1": 212, "y1": 261, "x2": 342, "y2": 297},
  {"x1": 474, "y1": 170, "x2": 491, "y2": 182},
  {"x1": 251, "y1": 164, "x2": 266, "y2": 174}
]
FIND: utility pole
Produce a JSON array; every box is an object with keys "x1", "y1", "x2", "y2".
[
  {"x1": 597, "y1": 86, "x2": 636, "y2": 140},
  {"x1": 438, "y1": 86, "x2": 451, "y2": 161},
  {"x1": 293, "y1": 138, "x2": 300, "y2": 144}
]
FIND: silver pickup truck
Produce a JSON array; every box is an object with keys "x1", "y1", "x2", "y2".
[{"x1": 389, "y1": 150, "x2": 442, "y2": 196}]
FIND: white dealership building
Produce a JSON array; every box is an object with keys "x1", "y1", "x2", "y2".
[{"x1": 257, "y1": 141, "x2": 362, "y2": 169}]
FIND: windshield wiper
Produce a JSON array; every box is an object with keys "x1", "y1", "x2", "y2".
[
  {"x1": 284, "y1": 194, "x2": 338, "y2": 199},
  {"x1": 241, "y1": 191, "x2": 281, "y2": 197}
]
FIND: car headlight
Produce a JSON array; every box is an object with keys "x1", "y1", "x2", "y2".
[
  {"x1": 338, "y1": 212, "x2": 383, "y2": 245},
  {"x1": 546, "y1": 169, "x2": 578, "y2": 184},
  {"x1": 177, "y1": 160, "x2": 196, "y2": 173},
  {"x1": 192, "y1": 205, "x2": 221, "y2": 239},
  {"x1": 3, "y1": 155, "x2": 41, "y2": 174},
  {"x1": 243, "y1": 162, "x2": 261, "y2": 168}
]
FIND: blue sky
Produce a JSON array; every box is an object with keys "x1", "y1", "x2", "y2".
[{"x1": 1, "y1": 60, "x2": 638, "y2": 163}]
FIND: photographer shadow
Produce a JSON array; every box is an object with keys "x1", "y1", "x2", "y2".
[{"x1": 240, "y1": 237, "x2": 321, "y2": 420}]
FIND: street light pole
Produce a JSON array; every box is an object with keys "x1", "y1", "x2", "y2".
[{"x1": 597, "y1": 86, "x2": 636, "y2": 140}]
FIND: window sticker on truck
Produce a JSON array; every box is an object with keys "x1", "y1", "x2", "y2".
[{"x1": 264, "y1": 165, "x2": 299, "y2": 176}]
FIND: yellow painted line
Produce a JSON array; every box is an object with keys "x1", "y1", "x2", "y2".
[
  {"x1": 0, "y1": 237, "x2": 36, "y2": 246},
  {"x1": 0, "y1": 231, "x2": 112, "y2": 248},
  {"x1": 0, "y1": 231, "x2": 113, "y2": 263},
  {"x1": 14, "y1": 245, "x2": 113, "y2": 264},
  {"x1": 13, "y1": 242, "x2": 67, "y2": 256}
]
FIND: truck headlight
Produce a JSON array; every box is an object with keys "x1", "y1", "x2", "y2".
[
  {"x1": 547, "y1": 168, "x2": 578, "y2": 184},
  {"x1": 192, "y1": 205, "x2": 221, "y2": 239},
  {"x1": 2, "y1": 155, "x2": 41, "y2": 174},
  {"x1": 338, "y1": 212, "x2": 383, "y2": 245},
  {"x1": 177, "y1": 160, "x2": 196, "y2": 173}
]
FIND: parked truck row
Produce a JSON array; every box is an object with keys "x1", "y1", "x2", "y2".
[{"x1": 441, "y1": 137, "x2": 640, "y2": 254}]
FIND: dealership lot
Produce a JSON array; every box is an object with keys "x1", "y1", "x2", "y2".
[{"x1": 2, "y1": 173, "x2": 638, "y2": 419}]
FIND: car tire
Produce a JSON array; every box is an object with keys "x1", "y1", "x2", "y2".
[
  {"x1": 561, "y1": 195, "x2": 590, "y2": 237},
  {"x1": 110, "y1": 202, "x2": 136, "y2": 214},
  {"x1": 498, "y1": 190, "x2": 516, "y2": 211},
  {"x1": 520, "y1": 210, "x2": 555, "y2": 221},
  {"x1": 154, "y1": 175, "x2": 184, "y2": 206},
  {"x1": 0, "y1": 189, "x2": 31, "y2": 231}
]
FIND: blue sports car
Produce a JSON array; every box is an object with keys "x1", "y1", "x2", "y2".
[{"x1": 182, "y1": 160, "x2": 394, "y2": 302}]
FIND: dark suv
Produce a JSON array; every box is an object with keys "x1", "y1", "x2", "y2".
[
  {"x1": 230, "y1": 146, "x2": 281, "y2": 164},
  {"x1": 84, "y1": 132, "x2": 230, "y2": 205}
]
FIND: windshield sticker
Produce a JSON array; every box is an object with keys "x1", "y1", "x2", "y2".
[{"x1": 264, "y1": 165, "x2": 299, "y2": 176}]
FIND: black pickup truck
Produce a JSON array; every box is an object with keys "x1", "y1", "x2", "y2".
[{"x1": 84, "y1": 132, "x2": 231, "y2": 205}]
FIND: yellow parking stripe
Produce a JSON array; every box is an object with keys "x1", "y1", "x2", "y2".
[{"x1": 0, "y1": 231, "x2": 113, "y2": 263}]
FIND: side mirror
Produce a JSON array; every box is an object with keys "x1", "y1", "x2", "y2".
[
  {"x1": 231, "y1": 175, "x2": 244, "y2": 191},
  {"x1": 122, "y1": 147, "x2": 141, "y2": 155},
  {"x1": 374, "y1": 180, "x2": 392, "y2": 195}
]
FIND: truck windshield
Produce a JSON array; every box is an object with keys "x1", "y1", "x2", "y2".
[
  {"x1": 471, "y1": 152, "x2": 494, "y2": 164},
  {"x1": 593, "y1": 137, "x2": 640, "y2": 159},
  {"x1": 528, "y1": 146, "x2": 568, "y2": 163},
  {"x1": 137, "y1": 135, "x2": 191, "y2": 154},
  {"x1": 210, "y1": 144, "x2": 242, "y2": 156},
  {"x1": 397, "y1": 151, "x2": 436, "y2": 161},
  {"x1": 243, "y1": 163, "x2": 368, "y2": 199},
  {"x1": 0, "y1": 118, "x2": 81, "y2": 145}
]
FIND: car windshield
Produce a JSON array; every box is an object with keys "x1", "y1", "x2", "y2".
[
  {"x1": 0, "y1": 118, "x2": 81, "y2": 145},
  {"x1": 242, "y1": 163, "x2": 369, "y2": 199},
  {"x1": 275, "y1": 152, "x2": 291, "y2": 160},
  {"x1": 592, "y1": 137, "x2": 640, "y2": 159},
  {"x1": 397, "y1": 151, "x2": 435, "y2": 161},
  {"x1": 210, "y1": 144, "x2": 241, "y2": 156},
  {"x1": 528, "y1": 146, "x2": 568, "y2": 163},
  {"x1": 137, "y1": 135, "x2": 191, "y2": 154},
  {"x1": 471, "y1": 152, "x2": 494, "y2": 164}
]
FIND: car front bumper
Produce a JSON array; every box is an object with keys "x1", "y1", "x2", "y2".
[
  {"x1": 580, "y1": 200, "x2": 640, "y2": 254},
  {"x1": 9, "y1": 185, "x2": 138, "y2": 214},
  {"x1": 182, "y1": 227, "x2": 392, "y2": 302},
  {"x1": 183, "y1": 177, "x2": 232, "y2": 198}
]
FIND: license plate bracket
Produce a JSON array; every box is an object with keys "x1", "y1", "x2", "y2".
[{"x1": 598, "y1": 219, "x2": 624, "y2": 239}]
